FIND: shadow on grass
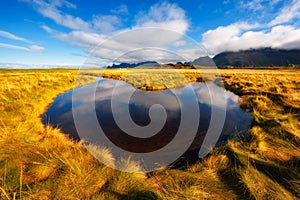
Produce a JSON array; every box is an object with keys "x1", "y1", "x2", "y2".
[{"x1": 252, "y1": 158, "x2": 300, "y2": 198}]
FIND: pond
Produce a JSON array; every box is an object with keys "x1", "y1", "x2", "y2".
[{"x1": 43, "y1": 78, "x2": 252, "y2": 169}]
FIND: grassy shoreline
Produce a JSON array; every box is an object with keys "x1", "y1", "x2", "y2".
[{"x1": 0, "y1": 68, "x2": 299, "y2": 199}]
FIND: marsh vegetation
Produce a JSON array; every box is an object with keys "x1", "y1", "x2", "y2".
[{"x1": 0, "y1": 68, "x2": 299, "y2": 199}]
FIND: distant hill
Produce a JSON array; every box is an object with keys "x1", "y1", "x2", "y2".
[
  {"x1": 106, "y1": 48, "x2": 300, "y2": 69},
  {"x1": 212, "y1": 48, "x2": 300, "y2": 67},
  {"x1": 107, "y1": 61, "x2": 159, "y2": 68},
  {"x1": 192, "y1": 56, "x2": 215, "y2": 66}
]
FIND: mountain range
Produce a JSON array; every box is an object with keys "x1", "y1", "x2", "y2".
[
  {"x1": 106, "y1": 48, "x2": 300, "y2": 68},
  {"x1": 211, "y1": 48, "x2": 300, "y2": 67}
]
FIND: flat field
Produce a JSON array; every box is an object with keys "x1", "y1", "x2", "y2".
[{"x1": 0, "y1": 68, "x2": 299, "y2": 199}]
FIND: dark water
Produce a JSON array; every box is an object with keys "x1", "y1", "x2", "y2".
[{"x1": 43, "y1": 78, "x2": 252, "y2": 166}]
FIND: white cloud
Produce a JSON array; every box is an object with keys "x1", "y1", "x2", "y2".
[
  {"x1": 239, "y1": 0, "x2": 265, "y2": 11},
  {"x1": 269, "y1": 0, "x2": 300, "y2": 26},
  {"x1": 136, "y1": 1, "x2": 189, "y2": 34},
  {"x1": 200, "y1": 0, "x2": 300, "y2": 56},
  {"x1": 51, "y1": 0, "x2": 77, "y2": 9},
  {"x1": 93, "y1": 15, "x2": 122, "y2": 33},
  {"x1": 0, "y1": 30, "x2": 31, "y2": 43},
  {"x1": 41, "y1": 25, "x2": 54, "y2": 33},
  {"x1": 0, "y1": 43, "x2": 29, "y2": 51},
  {"x1": 55, "y1": 31, "x2": 106, "y2": 50},
  {"x1": 53, "y1": 27, "x2": 190, "y2": 64},
  {"x1": 201, "y1": 24, "x2": 300, "y2": 55},
  {"x1": 202, "y1": 22, "x2": 260, "y2": 54},
  {"x1": 176, "y1": 48, "x2": 209, "y2": 61},
  {"x1": 22, "y1": 0, "x2": 90, "y2": 31},
  {"x1": 111, "y1": 5, "x2": 129, "y2": 15},
  {"x1": 270, "y1": 0, "x2": 282, "y2": 5},
  {"x1": 140, "y1": 20, "x2": 188, "y2": 35},
  {"x1": 239, "y1": 0, "x2": 283, "y2": 12},
  {"x1": 37, "y1": 2, "x2": 190, "y2": 64},
  {"x1": 0, "y1": 29, "x2": 45, "y2": 53},
  {"x1": 39, "y1": 7, "x2": 90, "y2": 31},
  {"x1": 172, "y1": 40, "x2": 186, "y2": 47},
  {"x1": 30, "y1": 45, "x2": 45, "y2": 52},
  {"x1": 0, "y1": 43, "x2": 45, "y2": 52},
  {"x1": 24, "y1": 0, "x2": 126, "y2": 34}
]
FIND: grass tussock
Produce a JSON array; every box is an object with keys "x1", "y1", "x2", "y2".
[{"x1": 0, "y1": 68, "x2": 299, "y2": 199}]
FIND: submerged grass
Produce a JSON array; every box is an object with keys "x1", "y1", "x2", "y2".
[{"x1": 0, "y1": 68, "x2": 299, "y2": 199}]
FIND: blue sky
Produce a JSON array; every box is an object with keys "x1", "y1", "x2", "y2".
[{"x1": 0, "y1": 0, "x2": 300, "y2": 67}]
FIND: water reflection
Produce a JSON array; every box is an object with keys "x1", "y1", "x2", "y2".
[{"x1": 43, "y1": 78, "x2": 252, "y2": 166}]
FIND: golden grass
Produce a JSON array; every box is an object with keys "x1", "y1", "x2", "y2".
[
  {"x1": 0, "y1": 68, "x2": 299, "y2": 199},
  {"x1": 81, "y1": 68, "x2": 204, "y2": 90},
  {"x1": 0, "y1": 69, "x2": 158, "y2": 199}
]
